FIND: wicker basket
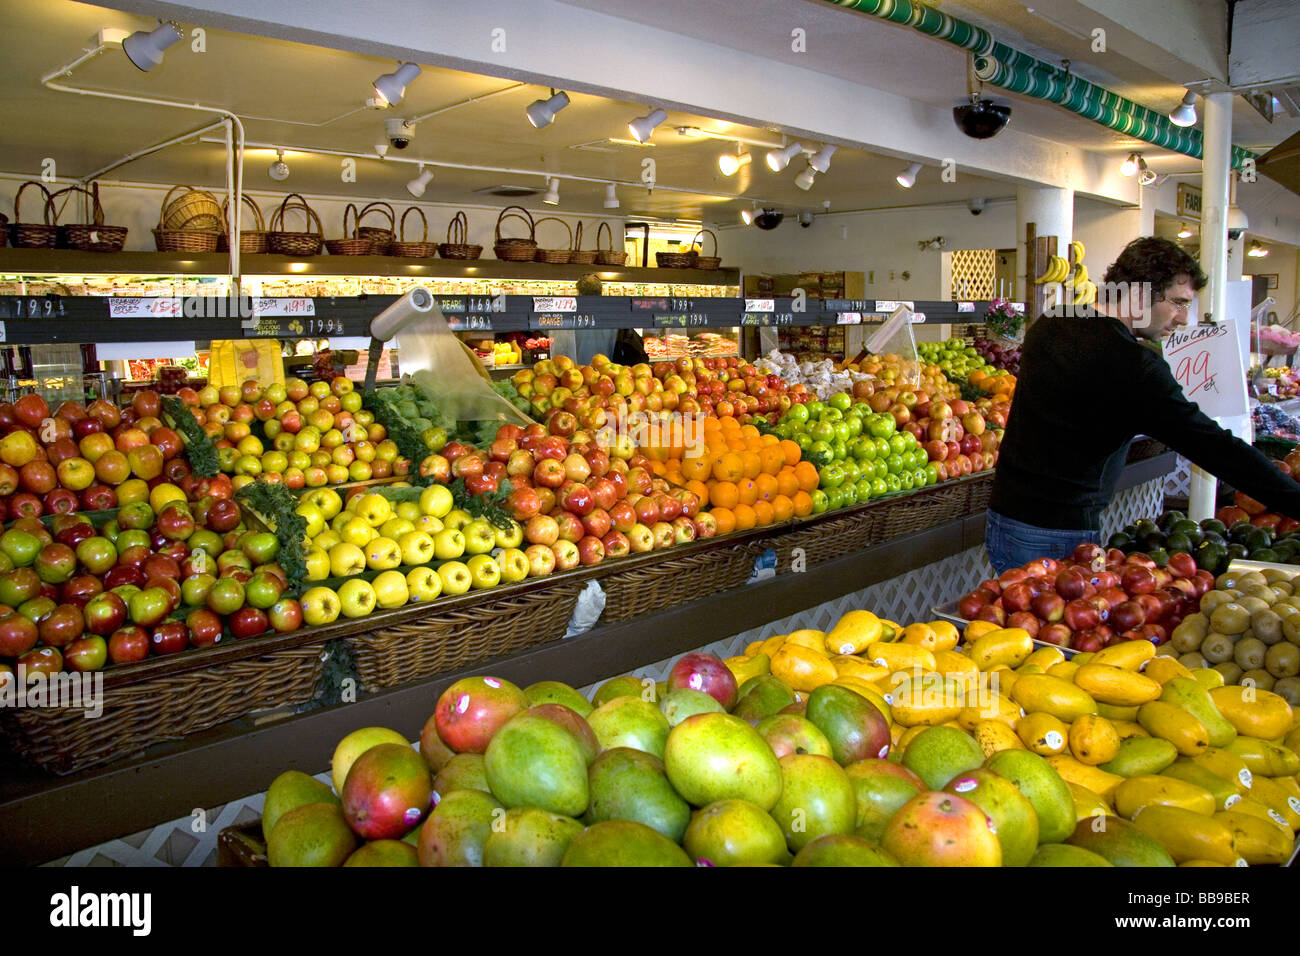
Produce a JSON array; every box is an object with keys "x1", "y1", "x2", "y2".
[
  {"x1": 873, "y1": 480, "x2": 969, "y2": 541},
  {"x1": 964, "y1": 473, "x2": 994, "y2": 514},
  {"x1": 0, "y1": 643, "x2": 325, "y2": 775},
  {"x1": 656, "y1": 247, "x2": 698, "y2": 269},
  {"x1": 772, "y1": 511, "x2": 879, "y2": 568},
  {"x1": 10, "y1": 182, "x2": 59, "y2": 249},
  {"x1": 219, "y1": 194, "x2": 269, "y2": 254},
  {"x1": 344, "y1": 581, "x2": 584, "y2": 691},
  {"x1": 691, "y1": 228, "x2": 721, "y2": 270},
  {"x1": 533, "y1": 216, "x2": 573, "y2": 264},
  {"x1": 356, "y1": 202, "x2": 396, "y2": 255},
  {"x1": 493, "y1": 205, "x2": 538, "y2": 261},
  {"x1": 569, "y1": 221, "x2": 597, "y2": 265},
  {"x1": 594, "y1": 221, "x2": 626, "y2": 266},
  {"x1": 438, "y1": 211, "x2": 482, "y2": 260},
  {"x1": 51, "y1": 183, "x2": 128, "y2": 253},
  {"x1": 600, "y1": 539, "x2": 761, "y2": 623},
  {"x1": 389, "y1": 206, "x2": 438, "y2": 258},
  {"x1": 324, "y1": 203, "x2": 375, "y2": 256},
  {"x1": 267, "y1": 193, "x2": 324, "y2": 256},
  {"x1": 160, "y1": 185, "x2": 223, "y2": 233}
]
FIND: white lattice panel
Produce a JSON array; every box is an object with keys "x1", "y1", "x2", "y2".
[
  {"x1": 1101, "y1": 478, "x2": 1167, "y2": 540},
  {"x1": 1165, "y1": 455, "x2": 1192, "y2": 500},
  {"x1": 949, "y1": 249, "x2": 996, "y2": 301}
]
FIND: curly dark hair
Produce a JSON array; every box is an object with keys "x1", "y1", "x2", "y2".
[{"x1": 1103, "y1": 237, "x2": 1207, "y2": 300}]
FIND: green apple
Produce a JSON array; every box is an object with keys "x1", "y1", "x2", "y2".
[
  {"x1": 329, "y1": 542, "x2": 368, "y2": 578},
  {"x1": 0, "y1": 530, "x2": 41, "y2": 568},
  {"x1": 494, "y1": 520, "x2": 524, "y2": 549},
  {"x1": 395, "y1": 501, "x2": 421, "y2": 523},
  {"x1": 313, "y1": 530, "x2": 342, "y2": 553},
  {"x1": 380, "y1": 517, "x2": 415, "y2": 541},
  {"x1": 398, "y1": 531, "x2": 435, "y2": 567},
  {"x1": 337, "y1": 579, "x2": 377, "y2": 618},
  {"x1": 437, "y1": 561, "x2": 473, "y2": 596},
  {"x1": 420, "y1": 485, "x2": 454, "y2": 519},
  {"x1": 432, "y1": 529, "x2": 466, "y2": 560},
  {"x1": 364, "y1": 536, "x2": 402, "y2": 571},
  {"x1": 465, "y1": 554, "x2": 501, "y2": 590},
  {"x1": 496, "y1": 548, "x2": 529, "y2": 584},
  {"x1": 371, "y1": 570, "x2": 409, "y2": 610},
  {"x1": 462, "y1": 519, "x2": 498, "y2": 556},
  {"x1": 406, "y1": 566, "x2": 443, "y2": 603}
]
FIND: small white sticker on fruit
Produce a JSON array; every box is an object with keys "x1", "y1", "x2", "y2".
[
  {"x1": 689, "y1": 674, "x2": 703, "y2": 690},
  {"x1": 877, "y1": 745, "x2": 889, "y2": 758},
  {"x1": 1045, "y1": 730, "x2": 1064, "y2": 749},
  {"x1": 1225, "y1": 794, "x2": 1241, "y2": 809},
  {"x1": 403, "y1": 807, "x2": 423, "y2": 826},
  {"x1": 1269, "y1": 809, "x2": 1287, "y2": 826},
  {"x1": 1239, "y1": 769, "x2": 1253, "y2": 788},
  {"x1": 873, "y1": 657, "x2": 887, "y2": 667},
  {"x1": 484, "y1": 677, "x2": 501, "y2": 689},
  {"x1": 1234, "y1": 858, "x2": 1248, "y2": 867},
  {"x1": 952, "y1": 778, "x2": 976, "y2": 793},
  {"x1": 456, "y1": 694, "x2": 470, "y2": 714},
  {"x1": 836, "y1": 643, "x2": 852, "y2": 654},
  {"x1": 883, "y1": 694, "x2": 893, "y2": 705},
  {"x1": 1289, "y1": 797, "x2": 1300, "y2": 814}
]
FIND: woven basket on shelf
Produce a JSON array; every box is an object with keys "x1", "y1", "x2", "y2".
[
  {"x1": 872, "y1": 481, "x2": 969, "y2": 541},
  {"x1": 533, "y1": 216, "x2": 573, "y2": 264},
  {"x1": 219, "y1": 194, "x2": 269, "y2": 254},
  {"x1": 772, "y1": 511, "x2": 879, "y2": 569},
  {"x1": 344, "y1": 580, "x2": 584, "y2": 691},
  {"x1": 438, "y1": 210, "x2": 482, "y2": 260},
  {"x1": 656, "y1": 246, "x2": 697, "y2": 269},
  {"x1": 10, "y1": 182, "x2": 59, "y2": 249},
  {"x1": 493, "y1": 204, "x2": 538, "y2": 261},
  {"x1": 569, "y1": 221, "x2": 597, "y2": 264},
  {"x1": 355, "y1": 202, "x2": 396, "y2": 255},
  {"x1": 389, "y1": 206, "x2": 438, "y2": 258},
  {"x1": 691, "y1": 228, "x2": 721, "y2": 270},
  {"x1": 0, "y1": 643, "x2": 325, "y2": 775},
  {"x1": 964, "y1": 473, "x2": 994, "y2": 514},
  {"x1": 160, "y1": 185, "x2": 223, "y2": 232},
  {"x1": 600, "y1": 539, "x2": 761, "y2": 623},
  {"x1": 267, "y1": 193, "x2": 324, "y2": 256},
  {"x1": 324, "y1": 203, "x2": 375, "y2": 256},
  {"x1": 51, "y1": 182, "x2": 128, "y2": 253},
  {"x1": 153, "y1": 185, "x2": 221, "y2": 252},
  {"x1": 594, "y1": 221, "x2": 626, "y2": 266}
]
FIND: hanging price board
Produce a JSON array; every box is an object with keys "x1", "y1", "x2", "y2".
[{"x1": 1163, "y1": 321, "x2": 1249, "y2": 433}]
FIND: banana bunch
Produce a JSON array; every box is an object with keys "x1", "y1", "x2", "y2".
[{"x1": 1034, "y1": 255, "x2": 1070, "y2": 284}]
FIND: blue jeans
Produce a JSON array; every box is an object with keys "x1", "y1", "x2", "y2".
[{"x1": 984, "y1": 509, "x2": 1102, "y2": 576}]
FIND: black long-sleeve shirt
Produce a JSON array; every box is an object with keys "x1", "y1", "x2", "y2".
[{"x1": 988, "y1": 309, "x2": 1300, "y2": 531}]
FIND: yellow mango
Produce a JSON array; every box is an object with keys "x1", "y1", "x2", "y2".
[
  {"x1": 1190, "y1": 668, "x2": 1225, "y2": 690},
  {"x1": 1113, "y1": 775, "x2": 1217, "y2": 819},
  {"x1": 1096, "y1": 702, "x2": 1141, "y2": 722},
  {"x1": 1091, "y1": 640, "x2": 1156, "y2": 671},
  {"x1": 1213, "y1": 810, "x2": 1294, "y2": 865},
  {"x1": 830, "y1": 656, "x2": 890, "y2": 682},
  {"x1": 1208, "y1": 686, "x2": 1294, "y2": 740},
  {"x1": 743, "y1": 640, "x2": 766, "y2": 657},
  {"x1": 932, "y1": 650, "x2": 980, "y2": 686},
  {"x1": 963, "y1": 620, "x2": 1000, "y2": 642},
  {"x1": 1011, "y1": 674, "x2": 1098, "y2": 722},
  {"x1": 1110, "y1": 720, "x2": 1150, "y2": 741},
  {"x1": 759, "y1": 634, "x2": 787, "y2": 658},
  {"x1": 824, "y1": 611, "x2": 881, "y2": 655},
  {"x1": 724, "y1": 653, "x2": 770, "y2": 687},
  {"x1": 1017, "y1": 712, "x2": 1070, "y2": 756},
  {"x1": 1143, "y1": 656, "x2": 1195, "y2": 686},
  {"x1": 897, "y1": 622, "x2": 939, "y2": 650},
  {"x1": 926, "y1": 620, "x2": 961, "y2": 652},
  {"x1": 1235, "y1": 778, "x2": 1300, "y2": 829},
  {"x1": 1067, "y1": 782, "x2": 1112, "y2": 821},
  {"x1": 865, "y1": 642, "x2": 936, "y2": 674},
  {"x1": 968, "y1": 627, "x2": 1034, "y2": 671},
  {"x1": 888, "y1": 674, "x2": 964, "y2": 728},
  {"x1": 784, "y1": 629, "x2": 830, "y2": 653},
  {"x1": 1073, "y1": 663, "x2": 1163, "y2": 707},
  {"x1": 1069, "y1": 714, "x2": 1122, "y2": 766},
  {"x1": 1130, "y1": 805, "x2": 1242, "y2": 865},
  {"x1": 1047, "y1": 661, "x2": 1081, "y2": 681},
  {"x1": 973, "y1": 719, "x2": 1025, "y2": 758},
  {"x1": 1137, "y1": 701, "x2": 1210, "y2": 757},
  {"x1": 1224, "y1": 736, "x2": 1300, "y2": 777},
  {"x1": 1186, "y1": 749, "x2": 1255, "y2": 796},
  {"x1": 1046, "y1": 754, "x2": 1125, "y2": 797},
  {"x1": 770, "y1": 644, "x2": 837, "y2": 693},
  {"x1": 958, "y1": 694, "x2": 1022, "y2": 731},
  {"x1": 1071, "y1": 652, "x2": 1095, "y2": 665},
  {"x1": 1023, "y1": 646, "x2": 1066, "y2": 671},
  {"x1": 986, "y1": 666, "x2": 1018, "y2": 696}
]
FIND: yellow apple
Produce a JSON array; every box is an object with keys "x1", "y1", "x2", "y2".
[
  {"x1": 338, "y1": 579, "x2": 377, "y2": 618},
  {"x1": 328, "y1": 542, "x2": 367, "y2": 577},
  {"x1": 494, "y1": 520, "x2": 525, "y2": 549},
  {"x1": 371, "y1": 570, "x2": 409, "y2": 609},
  {"x1": 432, "y1": 529, "x2": 466, "y2": 560},
  {"x1": 301, "y1": 586, "x2": 342, "y2": 627},
  {"x1": 356, "y1": 493, "x2": 393, "y2": 528},
  {"x1": 313, "y1": 530, "x2": 342, "y2": 553},
  {"x1": 398, "y1": 531, "x2": 435, "y2": 567},
  {"x1": 306, "y1": 488, "x2": 343, "y2": 520},
  {"x1": 303, "y1": 549, "x2": 331, "y2": 582},
  {"x1": 380, "y1": 517, "x2": 415, "y2": 541},
  {"x1": 462, "y1": 519, "x2": 498, "y2": 556},
  {"x1": 414, "y1": 514, "x2": 444, "y2": 535},
  {"x1": 295, "y1": 502, "x2": 326, "y2": 538},
  {"x1": 340, "y1": 516, "x2": 376, "y2": 548},
  {"x1": 420, "y1": 485, "x2": 455, "y2": 519},
  {"x1": 437, "y1": 561, "x2": 473, "y2": 596},
  {"x1": 364, "y1": 536, "x2": 402, "y2": 571},
  {"x1": 395, "y1": 501, "x2": 421, "y2": 523},
  {"x1": 406, "y1": 566, "x2": 443, "y2": 602}
]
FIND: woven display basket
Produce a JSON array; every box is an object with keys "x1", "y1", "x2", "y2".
[
  {"x1": 160, "y1": 185, "x2": 222, "y2": 232},
  {"x1": 153, "y1": 185, "x2": 221, "y2": 252},
  {"x1": 0, "y1": 643, "x2": 325, "y2": 775},
  {"x1": 267, "y1": 193, "x2": 324, "y2": 256},
  {"x1": 772, "y1": 511, "x2": 879, "y2": 569},
  {"x1": 600, "y1": 539, "x2": 761, "y2": 623},
  {"x1": 51, "y1": 183, "x2": 128, "y2": 253},
  {"x1": 656, "y1": 246, "x2": 697, "y2": 269},
  {"x1": 10, "y1": 182, "x2": 58, "y2": 249},
  {"x1": 964, "y1": 472, "x2": 994, "y2": 514},
  {"x1": 533, "y1": 216, "x2": 573, "y2": 264},
  {"x1": 389, "y1": 206, "x2": 438, "y2": 258},
  {"x1": 438, "y1": 210, "x2": 482, "y2": 260},
  {"x1": 355, "y1": 202, "x2": 396, "y2": 255},
  {"x1": 344, "y1": 580, "x2": 584, "y2": 691},
  {"x1": 594, "y1": 221, "x2": 626, "y2": 266},
  {"x1": 493, "y1": 204, "x2": 538, "y2": 261},
  {"x1": 691, "y1": 228, "x2": 721, "y2": 270},
  {"x1": 324, "y1": 203, "x2": 375, "y2": 256},
  {"x1": 872, "y1": 480, "x2": 969, "y2": 541},
  {"x1": 569, "y1": 221, "x2": 597, "y2": 264},
  {"x1": 219, "y1": 194, "x2": 269, "y2": 254}
]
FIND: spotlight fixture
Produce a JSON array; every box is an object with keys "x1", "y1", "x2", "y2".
[
  {"x1": 794, "y1": 164, "x2": 817, "y2": 191},
  {"x1": 896, "y1": 162, "x2": 922, "y2": 188},
  {"x1": 525, "y1": 90, "x2": 570, "y2": 129},
  {"x1": 373, "y1": 63, "x2": 421, "y2": 107},
  {"x1": 1227, "y1": 204, "x2": 1249, "y2": 237},
  {"x1": 808, "y1": 144, "x2": 837, "y2": 173},
  {"x1": 406, "y1": 164, "x2": 434, "y2": 198},
  {"x1": 122, "y1": 23, "x2": 182, "y2": 72},
  {"x1": 766, "y1": 142, "x2": 804, "y2": 172},
  {"x1": 1119, "y1": 152, "x2": 1140, "y2": 177},
  {"x1": 718, "y1": 151, "x2": 751, "y2": 176},
  {"x1": 603, "y1": 183, "x2": 620, "y2": 209},
  {"x1": 1177, "y1": 223, "x2": 1193, "y2": 239},
  {"x1": 1248, "y1": 241, "x2": 1269, "y2": 258},
  {"x1": 543, "y1": 177, "x2": 560, "y2": 205},
  {"x1": 268, "y1": 149, "x2": 290, "y2": 182},
  {"x1": 1169, "y1": 90, "x2": 1198, "y2": 127},
  {"x1": 628, "y1": 108, "x2": 668, "y2": 144},
  {"x1": 740, "y1": 204, "x2": 757, "y2": 226},
  {"x1": 1137, "y1": 157, "x2": 1158, "y2": 186},
  {"x1": 753, "y1": 208, "x2": 785, "y2": 230}
]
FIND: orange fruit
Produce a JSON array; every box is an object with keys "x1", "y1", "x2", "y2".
[
  {"x1": 713, "y1": 452, "x2": 743, "y2": 483},
  {"x1": 759, "y1": 446, "x2": 785, "y2": 476},
  {"x1": 711, "y1": 507, "x2": 736, "y2": 535},
  {"x1": 759, "y1": 433, "x2": 779, "y2": 446},
  {"x1": 710, "y1": 481, "x2": 739, "y2": 510},
  {"x1": 754, "y1": 473, "x2": 778, "y2": 502},
  {"x1": 727, "y1": 439, "x2": 748, "y2": 453},
  {"x1": 686, "y1": 479, "x2": 710, "y2": 506},
  {"x1": 794, "y1": 461, "x2": 820, "y2": 492},
  {"x1": 741, "y1": 451, "x2": 762, "y2": 480},
  {"x1": 776, "y1": 468, "x2": 799, "y2": 498},
  {"x1": 651, "y1": 461, "x2": 667, "y2": 477},
  {"x1": 739, "y1": 424, "x2": 760, "y2": 441},
  {"x1": 681, "y1": 455, "x2": 711, "y2": 482},
  {"x1": 732, "y1": 503, "x2": 757, "y2": 531},
  {"x1": 752, "y1": 500, "x2": 774, "y2": 526},
  {"x1": 736, "y1": 477, "x2": 759, "y2": 506},
  {"x1": 771, "y1": 494, "x2": 794, "y2": 522},
  {"x1": 779, "y1": 440, "x2": 802, "y2": 467},
  {"x1": 792, "y1": 490, "x2": 813, "y2": 517}
]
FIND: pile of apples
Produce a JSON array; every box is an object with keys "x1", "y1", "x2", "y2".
[
  {"x1": 957, "y1": 543, "x2": 1216, "y2": 652},
  {"x1": 510, "y1": 355, "x2": 809, "y2": 433},
  {"x1": 0, "y1": 480, "x2": 303, "y2": 677},
  {"x1": 972, "y1": 336, "x2": 1021, "y2": 375},
  {"x1": 0, "y1": 389, "x2": 193, "y2": 521},
  {"x1": 898, "y1": 396, "x2": 1003, "y2": 480},
  {"x1": 181, "y1": 377, "x2": 412, "y2": 490}
]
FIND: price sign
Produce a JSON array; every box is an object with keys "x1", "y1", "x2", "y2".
[
  {"x1": 654, "y1": 314, "x2": 709, "y2": 328},
  {"x1": 836, "y1": 313, "x2": 862, "y2": 325},
  {"x1": 109, "y1": 298, "x2": 183, "y2": 317},
  {"x1": 533, "y1": 296, "x2": 577, "y2": 313},
  {"x1": 631, "y1": 298, "x2": 669, "y2": 311},
  {"x1": 535, "y1": 313, "x2": 596, "y2": 329},
  {"x1": 3, "y1": 297, "x2": 67, "y2": 319},
  {"x1": 957, "y1": 302, "x2": 976, "y2": 313},
  {"x1": 438, "y1": 297, "x2": 467, "y2": 313},
  {"x1": 874, "y1": 300, "x2": 915, "y2": 313},
  {"x1": 744, "y1": 298, "x2": 775, "y2": 312},
  {"x1": 299, "y1": 317, "x2": 344, "y2": 335},
  {"x1": 912, "y1": 312, "x2": 927, "y2": 323},
  {"x1": 1163, "y1": 321, "x2": 1250, "y2": 429},
  {"x1": 251, "y1": 298, "x2": 314, "y2": 317},
  {"x1": 824, "y1": 299, "x2": 872, "y2": 312},
  {"x1": 742, "y1": 313, "x2": 794, "y2": 327},
  {"x1": 448, "y1": 315, "x2": 493, "y2": 331}
]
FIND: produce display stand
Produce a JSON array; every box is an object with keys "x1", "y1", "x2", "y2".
[{"x1": 0, "y1": 447, "x2": 1174, "y2": 866}]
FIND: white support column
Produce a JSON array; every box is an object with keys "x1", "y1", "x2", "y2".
[
  {"x1": 1016, "y1": 185, "x2": 1074, "y2": 302},
  {"x1": 1189, "y1": 91, "x2": 1234, "y2": 521},
  {"x1": 1138, "y1": 185, "x2": 1158, "y2": 237}
]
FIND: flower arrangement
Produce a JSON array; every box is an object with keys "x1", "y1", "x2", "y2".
[{"x1": 985, "y1": 298, "x2": 1025, "y2": 342}]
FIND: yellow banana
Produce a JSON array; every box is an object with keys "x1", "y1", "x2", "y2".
[{"x1": 1069, "y1": 239, "x2": 1086, "y2": 263}]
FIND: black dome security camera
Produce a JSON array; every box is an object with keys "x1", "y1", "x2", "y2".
[
  {"x1": 953, "y1": 98, "x2": 1011, "y2": 139},
  {"x1": 754, "y1": 209, "x2": 785, "y2": 230}
]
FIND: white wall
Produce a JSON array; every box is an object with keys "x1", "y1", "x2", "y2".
[
  {"x1": 1245, "y1": 246, "x2": 1299, "y2": 327},
  {"x1": 1071, "y1": 197, "x2": 1143, "y2": 280}
]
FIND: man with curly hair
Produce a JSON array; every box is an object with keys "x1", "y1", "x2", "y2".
[{"x1": 985, "y1": 236, "x2": 1300, "y2": 573}]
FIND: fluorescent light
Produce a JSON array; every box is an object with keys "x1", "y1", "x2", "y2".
[
  {"x1": 766, "y1": 142, "x2": 804, "y2": 172},
  {"x1": 808, "y1": 144, "x2": 837, "y2": 173},
  {"x1": 1120, "y1": 152, "x2": 1140, "y2": 177},
  {"x1": 1169, "y1": 90, "x2": 1198, "y2": 127},
  {"x1": 1248, "y1": 241, "x2": 1269, "y2": 258},
  {"x1": 1137, "y1": 158, "x2": 1158, "y2": 186},
  {"x1": 373, "y1": 63, "x2": 421, "y2": 107},
  {"x1": 794, "y1": 165, "x2": 817, "y2": 191},
  {"x1": 896, "y1": 162, "x2": 922, "y2": 188},
  {"x1": 628, "y1": 108, "x2": 668, "y2": 143},
  {"x1": 122, "y1": 23, "x2": 182, "y2": 72},
  {"x1": 543, "y1": 177, "x2": 560, "y2": 205},
  {"x1": 268, "y1": 149, "x2": 290, "y2": 182},
  {"x1": 525, "y1": 90, "x2": 570, "y2": 129},
  {"x1": 718, "y1": 151, "x2": 751, "y2": 176},
  {"x1": 1177, "y1": 223, "x2": 1193, "y2": 239},
  {"x1": 603, "y1": 183, "x2": 619, "y2": 209},
  {"x1": 407, "y1": 164, "x2": 433, "y2": 197}
]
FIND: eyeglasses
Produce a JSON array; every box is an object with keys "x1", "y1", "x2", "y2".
[{"x1": 1157, "y1": 294, "x2": 1193, "y2": 313}]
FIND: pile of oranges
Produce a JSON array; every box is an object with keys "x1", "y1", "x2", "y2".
[
  {"x1": 968, "y1": 369, "x2": 1016, "y2": 404},
  {"x1": 643, "y1": 416, "x2": 817, "y2": 534}
]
